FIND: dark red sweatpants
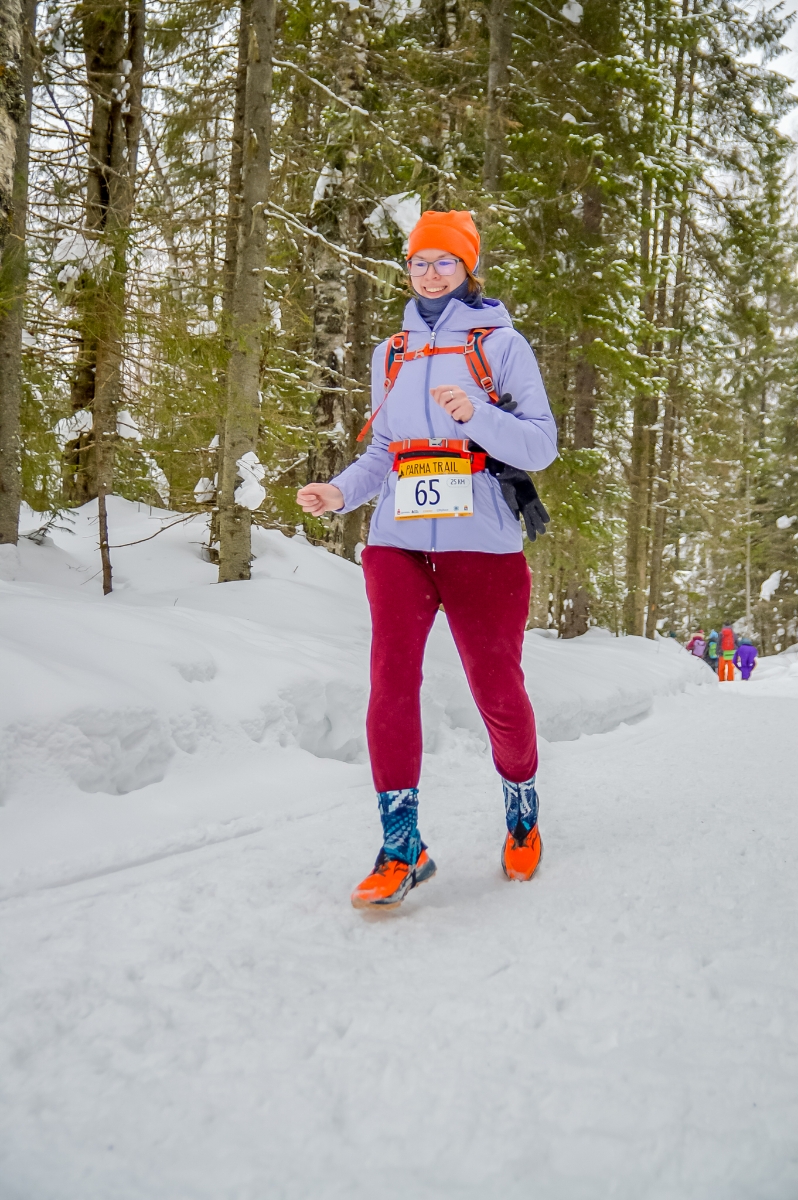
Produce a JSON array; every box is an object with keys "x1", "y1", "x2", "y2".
[{"x1": 361, "y1": 546, "x2": 538, "y2": 792}]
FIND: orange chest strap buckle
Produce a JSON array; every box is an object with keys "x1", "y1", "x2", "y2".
[{"x1": 356, "y1": 327, "x2": 500, "y2": 443}]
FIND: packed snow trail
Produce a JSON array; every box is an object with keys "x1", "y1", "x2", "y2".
[
  {"x1": 2, "y1": 684, "x2": 797, "y2": 1199},
  {"x1": 1, "y1": 502, "x2": 797, "y2": 1198}
]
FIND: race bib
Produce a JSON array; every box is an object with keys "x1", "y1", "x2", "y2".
[{"x1": 394, "y1": 455, "x2": 473, "y2": 520}]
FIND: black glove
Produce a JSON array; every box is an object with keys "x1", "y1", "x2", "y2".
[
  {"x1": 489, "y1": 462, "x2": 550, "y2": 540},
  {"x1": 467, "y1": 393, "x2": 551, "y2": 541},
  {"x1": 497, "y1": 392, "x2": 517, "y2": 412}
]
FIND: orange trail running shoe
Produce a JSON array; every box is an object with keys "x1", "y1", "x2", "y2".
[
  {"x1": 501, "y1": 824, "x2": 542, "y2": 882},
  {"x1": 351, "y1": 848, "x2": 436, "y2": 910}
]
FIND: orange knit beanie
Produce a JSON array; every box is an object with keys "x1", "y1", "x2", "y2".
[{"x1": 406, "y1": 209, "x2": 480, "y2": 272}]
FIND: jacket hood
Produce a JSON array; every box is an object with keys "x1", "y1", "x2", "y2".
[{"x1": 403, "y1": 295, "x2": 514, "y2": 333}]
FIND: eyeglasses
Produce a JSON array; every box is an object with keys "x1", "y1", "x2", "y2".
[{"x1": 406, "y1": 257, "x2": 461, "y2": 277}]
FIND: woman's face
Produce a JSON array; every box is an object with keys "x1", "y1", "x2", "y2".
[{"x1": 407, "y1": 248, "x2": 468, "y2": 299}]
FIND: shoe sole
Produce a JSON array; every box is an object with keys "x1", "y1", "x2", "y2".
[
  {"x1": 351, "y1": 894, "x2": 405, "y2": 910},
  {"x1": 501, "y1": 836, "x2": 543, "y2": 882},
  {"x1": 351, "y1": 856, "x2": 437, "y2": 910},
  {"x1": 351, "y1": 879, "x2": 413, "y2": 910}
]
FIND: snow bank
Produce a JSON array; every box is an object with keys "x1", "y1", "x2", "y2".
[
  {"x1": 0, "y1": 498, "x2": 711, "y2": 808},
  {"x1": 1, "y1": 506, "x2": 372, "y2": 804},
  {"x1": 524, "y1": 628, "x2": 710, "y2": 740},
  {"x1": 736, "y1": 642, "x2": 798, "y2": 694}
]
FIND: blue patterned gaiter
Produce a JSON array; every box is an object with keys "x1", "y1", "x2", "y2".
[
  {"x1": 377, "y1": 789, "x2": 421, "y2": 865},
  {"x1": 502, "y1": 776, "x2": 539, "y2": 836}
]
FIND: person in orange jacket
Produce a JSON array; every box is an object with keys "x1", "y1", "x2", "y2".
[{"x1": 717, "y1": 623, "x2": 737, "y2": 681}]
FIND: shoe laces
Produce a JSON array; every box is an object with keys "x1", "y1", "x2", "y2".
[
  {"x1": 511, "y1": 821, "x2": 535, "y2": 846},
  {"x1": 372, "y1": 848, "x2": 411, "y2": 874}
]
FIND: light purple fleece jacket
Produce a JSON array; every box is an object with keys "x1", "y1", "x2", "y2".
[{"x1": 331, "y1": 296, "x2": 558, "y2": 553}]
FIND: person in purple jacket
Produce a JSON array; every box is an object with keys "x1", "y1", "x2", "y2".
[
  {"x1": 297, "y1": 208, "x2": 558, "y2": 908},
  {"x1": 733, "y1": 637, "x2": 758, "y2": 680}
]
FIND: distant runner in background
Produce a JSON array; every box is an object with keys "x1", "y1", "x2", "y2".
[
  {"x1": 734, "y1": 637, "x2": 758, "y2": 681},
  {"x1": 685, "y1": 629, "x2": 706, "y2": 659},
  {"x1": 718, "y1": 624, "x2": 737, "y2": 681},
  {"x1": 704, "y1": 629, "x2": 719, "y2": 674}
]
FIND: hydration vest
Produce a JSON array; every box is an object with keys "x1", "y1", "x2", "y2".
[
  {"x1": 720, "y1": 627, "x2": 735, "y2": 653},
  {"x1": 357, "y1": 327, "x2": 500, "y2": 443}
]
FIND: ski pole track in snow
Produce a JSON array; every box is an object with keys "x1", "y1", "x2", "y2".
[
  {"x1": 1, "y1": 499, "x2": 797, "y2": 1198},
  {"x1": 0, "y1": 816, "x2": 265, "y2": 903}
]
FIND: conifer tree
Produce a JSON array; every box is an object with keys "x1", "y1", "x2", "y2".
[
  {"x1": 217, "y1": 0, "x2": 276, "y2": 582},
  {"x1": 0, "y1": 0, "x2": 36, "y2": 544}
]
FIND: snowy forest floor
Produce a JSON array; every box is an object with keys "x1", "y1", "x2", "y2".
[{"x1": 1, "y1": 500, "x2": 798, "y2": 1200}]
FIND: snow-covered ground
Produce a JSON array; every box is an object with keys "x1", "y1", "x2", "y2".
[{"x1": 1, "y1": 500, "x2": 797, "y2": 1199}]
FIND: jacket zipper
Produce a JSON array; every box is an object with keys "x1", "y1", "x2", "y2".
[
  {"x1": 424, "y1": 330, "x2": 437, "y2": 552},
  {"x1": 423, "y1": 331, "x2": 436, "y2": 438}
]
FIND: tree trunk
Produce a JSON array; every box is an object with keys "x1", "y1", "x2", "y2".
[
  {"x1": 428, "y1": 0, "x2": 458, "y2": 208},
  {"x1": 645, "y1": 381, "x2": 678, "y2": 638},
  {"x1": 572, "y1": 347, "x2": 597, "y2": 450},
  {"x1": 624, "y1": 392, "x2": 654, "y2": 636},
  {"x1": 0, "y1": 0, "x2": 25, "y2": 255},
  {"x1": 63, "y1": 0, "x2": 144, "y2": 594},
  {"x1": 623, "y1": 8, "x2": 663, "y2": 636},
  {"x1": 646, "y1": 129, "x2": 693, "y2": 634},
  {"x1": 72, "y1": 0, "x2": 144, "y2": 593},
  {"x1": 483, "y1": 0, "x2": 511, "y2": 191},
  {"x1": 561, "y1": 582, "x2": 590, "y2": 639},
  {"x1": 430, "y1": 0, "x2": 459, "y2": 47},
  {"x1": 307, "y1": 184, "x2": 349, "y2": 552},
  {"x1": 207, "y1": 7, "x2": 248, "y2": 561},
  {"x1": 572, "y1": 184, "x2": 602, "y2": 450},
  {"x1": 217, "y1": 0, "x2": 275, "y2": 583},
  {"x1": 222, "y1": 9, "x2": 248, "y2": 321},
  {"x1": 643, "y1": 212, "x2": 676, "y2": 639},
  {"x1": 623, "y1": 143, "x2": 661, "y2": 636},
  {"x1": 0, "y1": 0, "x2": 35, "y2": 544},
  {"x1": 307, "y1": 0, "x2": 372, "y2": 560},
  {"x1": 340, "y1": 219, "x2": 373, "y2": 559},
  {"x1": 645, "y1": 19, "x2": 693, "y2": 637}
]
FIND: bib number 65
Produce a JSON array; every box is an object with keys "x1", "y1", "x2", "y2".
[{"x1": 415, "y1": 479, "x2": 440, "y2": 507}]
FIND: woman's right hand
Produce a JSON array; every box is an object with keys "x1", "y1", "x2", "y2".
[{"x1": 296, "y1": 483, "x2": 345, "y2": 515}]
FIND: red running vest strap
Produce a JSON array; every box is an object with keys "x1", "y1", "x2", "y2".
[{"x1": 356, "y1": 327, "x2": 500, "y2": 443}]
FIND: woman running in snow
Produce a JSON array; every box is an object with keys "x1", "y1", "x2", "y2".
[{"x1": 298, "y1": 209, "x2": 557, "y2": 909}]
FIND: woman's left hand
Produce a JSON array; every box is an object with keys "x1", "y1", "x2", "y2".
[{"x1": 430, "y1": 384, "x2": 474, "y2": 423}]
